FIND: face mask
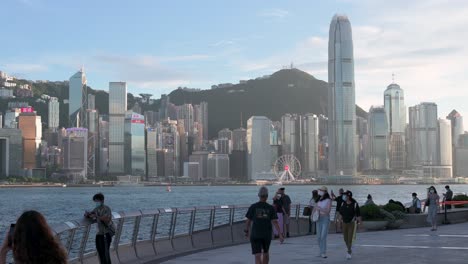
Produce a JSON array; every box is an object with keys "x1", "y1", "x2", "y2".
[
  {"x1": 430, "y1": 190, "x2": 435, "y2": 194},
  {"x1": 318, "y1": 191, "x2": 324, "y2": 196},
  {"x1": 95, "y1": 201, "x2": 102, "y2": 207},
  {"x1": 342, "y1": 195, "x2": 348, "y2": 201}
]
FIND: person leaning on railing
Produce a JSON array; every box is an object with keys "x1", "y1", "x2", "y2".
[{"x1": 0, "y1": 210, "x2": 68, "y2": 264}]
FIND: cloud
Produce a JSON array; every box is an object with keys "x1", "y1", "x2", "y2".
[
  {"x1": 259, "y1": 8, "x2": 290, "y2": 19},
  {"x1": 211, "y1": 40, "x2": 236, "y2": 47},
  {"x1": 1, "y1": 63, "x2": 48, "y2": 76}
]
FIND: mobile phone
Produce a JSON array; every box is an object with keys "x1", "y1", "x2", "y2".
[{"x1": 7, "y1": 224, "x2": 15, "y2": 247}]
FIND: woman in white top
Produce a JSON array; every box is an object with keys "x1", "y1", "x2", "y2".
[
  {"x1": 314, "y1": 186, "x2": 332, "y2": 258},
  {"x1": 308, "y1": 190, "x2": 320, "y2": 234}
]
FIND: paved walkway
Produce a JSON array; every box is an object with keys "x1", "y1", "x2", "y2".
[{"x1": 162, "y1": 222, "x2": 468, "y2": 263}]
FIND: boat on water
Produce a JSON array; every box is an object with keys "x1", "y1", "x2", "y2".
[
  {"x1": 272, "y1": 181, "x2": 283, "y2": 186},
  {"x1": 166, "y1": 185, "x2": 172, "y2": 192}
]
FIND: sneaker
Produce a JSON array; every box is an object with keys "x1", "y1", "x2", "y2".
[
  {"x1": 321, "y1": 254, "x2": 328, "y2": 258},
  {"x1": 346, "y1": 253, "x2": 352, "y2": 260},
  {"x1": 286, "y1": 232, "x2": 290, "y2": 238}
]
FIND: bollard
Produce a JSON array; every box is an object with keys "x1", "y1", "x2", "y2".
[{"x1": 443, "y1": 201, "x2": 450, "y2": 224}]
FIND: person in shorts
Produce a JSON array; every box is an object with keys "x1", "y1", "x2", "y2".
[
  {"x1": 278, "y1": 187, "x2": 292, "y2": 237},
  {"x1": 245, "y1": 186, "x2": 284, "y2": 264}
]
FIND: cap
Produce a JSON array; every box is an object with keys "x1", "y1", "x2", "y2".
[
  {"x1": 345, "y1": 190, "x2": 353, "y2": 197},
  {"x1": 319, "y1": 186, "x2": 328, "y2": 192},
  {"x1": 258, "y1": 186, "x2": 269, "y2": 197},
  {"x1": 279, "y1": 187, "x2": 285, "y2": 191}
]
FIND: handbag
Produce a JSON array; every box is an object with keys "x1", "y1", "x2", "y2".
[
  {"x1": 312, "y1": 208, "x2": 319, "y2": 222},
  {"x1": 303, "y1": 206, "x2": 312, "y2": 216}
]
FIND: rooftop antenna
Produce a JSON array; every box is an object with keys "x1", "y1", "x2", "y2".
[{"x1": 392, "y1": 72, "x2": 395, "y2": 84}]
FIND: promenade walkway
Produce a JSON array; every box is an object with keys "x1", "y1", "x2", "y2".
[{"x1": 161, "y1": 222, "x2": 468, "y2": 264}]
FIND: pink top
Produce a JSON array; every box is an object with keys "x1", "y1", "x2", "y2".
[{"x1": 317, "y1": 198, "x2": 332, "y2": 216}]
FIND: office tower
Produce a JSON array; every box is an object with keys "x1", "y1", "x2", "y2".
[
  {"x1": 87, "y1": 94, "x2": 95, "y2": 110},
  {"x1": 247, "y1": 116, "x2": 272, "y2": 180},
  {"x1": 317, "y1": 115, "x2": 329, "y2": 171},
  {"x1": 192, "y1": 122, "x2": 203, "y2": 151},
  {"x1": 62, "y1": 128, "x2": 88, "y2": 181},
  {"x1": 447, "y1": 110, "x2": 464, "y2": 175},
  {"x1": 147, "y1": 128, "x2": 158, "y2": 178},
  {"x1": 408, "y1": 102, "x2": 438, "y2": 168},
  {"x1": 68, "y1": 69, "x2": 87, "y2": 127},
  {"x1": 368, "y1": 106, "x2": 389, "y2": 170},
  {"x1": 436, "y1": 119, "x2": 452, "y2": 178},
  {"x1": 230, "y1": 150, "x2": 247, "y2": 182},
  {"x1": 159, "y1": 94, "x2": 170, "y2": 120},
  {"x1": 232, "y1": 128, "x2": 247, "y2": 151},
  {"x1": 98, "y1": 115, "x2": 109, "y2": 175},
  {"x1": 144, "y1": 111, "x2": 159, "y2": 127},
  {"x1": 108, "y1": 82, "x2": 127, "y2": 175},
  {"x1": 18, "y1": 112, "x2": 42, "y2": 169},
  {"x1": 177, "y1": 121, "x2": 189, "y2": 172},
  {"x1": 178, "y1": 104, "x2": 194, "y2": 135},
  {"x1": 183, "y1": 162, "x2": 199, "y2": 180},
  {"x1": 87, "y1": 109, "x2": 99, "y2": 178},
  {"x1": 328, "y1": 14, "x2": 356, "y2": 176},
  {"x1": 4, "y1": 108, "x2": 21, "y2": 128},
  {"x1": 200, "y1": 102, "x2": 208, "y2": 140},
  {"x1": 48, "y1": 97, "x2": 60, "y2": 129},
  {"x1": 281, "y1": 114, "x2": 301, "y2": 157},
  {"x1": 456, "y1": 134, "x2": 468, "y2": 176},
  {"x1": 356, "y1": 116, "x2": 369, "y2": 171},
  {"x1": 207, "y1": 154, "x2": 230, "y2": 180},
  {"x1": 216, "y1": 138, "x2": 230, "y2": 154},
  {"x1": 0, "y1": 128, "x2": 23, "y2": 177},
  {"x1": 156, "y1": 119, "x2": 181, "y2": 176},
  {"x1": 189, "y1": 151, "x2": 209, "y2": 180},
  {"x1": 302, "y1": 114, "x2": 319, "y2": 177},
  {"x1": 218, "y1": 128, "x2": 233, "y2": 140},
  {"x1": 132, "y1": 102, "x2": 142, "y2": 114},
  {"x1": 124, "y1": 112, "x2": 146, "y2": 176},
  {"x1": 384, "y1": 82, "x2": 406, "y2": 170}
]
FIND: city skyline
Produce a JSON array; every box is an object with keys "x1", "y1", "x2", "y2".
[{"x1": 1, "y1": 1, "x2": 468, "y2": 120}]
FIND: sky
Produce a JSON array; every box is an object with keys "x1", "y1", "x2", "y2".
[{"x1": 1, "y1": 0, "x2": 468, "y2": 120}]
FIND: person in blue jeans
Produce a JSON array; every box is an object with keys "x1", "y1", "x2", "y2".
[{"x1": 314, "y1": 186, "x2": 332, "y2": 258}]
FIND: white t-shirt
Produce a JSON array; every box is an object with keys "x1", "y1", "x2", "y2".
[{"x1": 317, "y1": 198, "x2": 332, "y2": 216}]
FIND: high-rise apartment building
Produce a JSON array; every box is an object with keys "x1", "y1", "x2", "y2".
[
  {"x1": 18, "y1": 112, "x2": 42, "y2": 169},
  {"x1": 247, "y1": 116, "x2": 272, "y2": 180},
  {"x1": 384, "y1": 82, "x2": 406, "y2": 169},
  {"x1": 328, "y1": 14, "x2": 356, "y2": 176},
  {"x1": 368, "y1": 106, "x2": 389, "y2": 170},
  {"x1": 108, "y1": 82, "x2": 127, "y2": 175},
  {"x1": 48, "y1": 97, "x2": 59, "y2": 129},
  {"x1": 68, "y1": 69, "x2": 87, "y2": 127}
]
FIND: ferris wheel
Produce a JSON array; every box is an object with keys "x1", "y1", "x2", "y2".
[{"x1": 274, "y1": 154, "x2": 302, "y2": 182}]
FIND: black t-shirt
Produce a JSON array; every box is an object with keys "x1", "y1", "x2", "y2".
[
  {"x1": 273, "y1": 196, "x2": 284, "y2": 213},
  {"x1": 339, "y1": 200, "x2": 361, "y2": 223},
  {"x1": 281, "y1": 195, "x2": 292, "y2": 214},
  {"x1": 246, "y1": 202, "x2": 278, "y2": 240},
  {"x1": 335, "y1": 196, "x2": 344, "y2": 212}
]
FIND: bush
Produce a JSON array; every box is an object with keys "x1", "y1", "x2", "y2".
[
  {"x1": 361, "y1": 204, "x2": 385, "y2": 221},
  {"x1": 382, "y1": 202, "x2": 405, "y2": 213},
  {"x1": 452, "y1": 194, "x2": 468, "y2": 208}
]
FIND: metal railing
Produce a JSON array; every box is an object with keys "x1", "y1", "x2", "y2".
[{"x1": 45, "y1": 204, "x2": 308, "y2": 263}]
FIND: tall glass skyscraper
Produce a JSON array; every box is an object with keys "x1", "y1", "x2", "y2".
[
  {"x1": 384, "y1": 82, "x2": 406, "y2": 169},
  {"x1": 368, "y1": 106, "x2": 389, "y2": 170},
  {"x1": 109, "y1": 82, "x2": 127, "y2": 174},
  {"x1": 247, "y1": 116, "x2": 272, "y2": 180},
  {"x1": 48, "y1": 97, "x2": 60, "y2": 129},
  {"x1": 125, "y1": 111, "x2": 146, "y2": 176},
  {"x1": 68, "y1": 69, "x2": 87, "y2": 127},
  {"x1": 408, "y1": 102, "x2": 438, "y2": 167},
  {"x1": 328, "y1": 14, "x2": 356, "y2": 176}
]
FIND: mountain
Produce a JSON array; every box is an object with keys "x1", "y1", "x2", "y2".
[
  {"x1": 1, "y1": 68, "x2": 367, "y2": 139},
  {"x1": 168, "y1": 68, "x2": 367, "y2": 138}
]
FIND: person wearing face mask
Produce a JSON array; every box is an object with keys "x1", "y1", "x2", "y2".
[
  {"x1": 424, "y1": 186, "x2": 440, "y2": 231},
  {"x1": 338, "y1": 191, "x2": 361, "y2": 260},
  {"x1": 314, "y1": 186, "x2": 332, "y2": 258},
  {"x1": 85, "y1": 193, "x2": 115, "y2": 264}
]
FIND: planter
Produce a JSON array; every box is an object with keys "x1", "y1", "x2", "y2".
[
  {"x1": 387, "y1": 219, "x2": 405, "y2": 229},
  {"x1": 362, "y1": 220, "x2": 388, "y2": 231}
]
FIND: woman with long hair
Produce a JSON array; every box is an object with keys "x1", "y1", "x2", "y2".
[
  {"x1": 308, "y1": 190, "x2": 320, "y2": 234},
  {"x1": 314, "y1": 186, "x2": 332, "y2": 258},
  {"x1": 424, "y1": 186, "x2": 440, "y2": 231},
  {"x1": 0, "y1": 210, "x2": 68, "y2": 264}
]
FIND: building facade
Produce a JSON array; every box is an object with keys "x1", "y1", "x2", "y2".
[
  {"x1": 384, "y1": 82, "x2": 406, "y2": 169},
  {"x1": 0, "y1": 128, "x2": 23, "y2": 177},
  {"x1": 408, "y1": 102, "x2": 438, "y2": 168},
  {"x1": 368, "y1": 106, "x2": 389, "y2": 170},
  {"x1": 18, "y1": 113, "x2": 42, "y2": 169},
  {"x1": 207, "y1": 153, "x2": 230, "y2": 180},
  {"x1": 247, "y1": 116, "x2": 272, "y2": 180},
  {"x1": 301, "y1": 114, "x2": 319, "y2": 177},
  {"x1": 124, "y1": 112, "x2": 146, "y2": 176},
  {"x1": 108, "y1": 82, "x2": 127, "y2": 175},
  {"x1": 48, "y1": 97, "x2": 60, "y2": 129},
  {"x1": 68, "y1": 69, "x2": 87, "y2": 127}
]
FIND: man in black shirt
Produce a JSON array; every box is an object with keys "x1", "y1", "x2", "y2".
[
  {"x1": 333, "y1": 188, "x2": 345, "y2": 232},
  {"x1": 278, "y1": 187, "x2": 292, "y2": 237},
  {"x1": 444, "y1": 185, "x2": 453, "y2": 210},
  {"x1": 339, "y1": 190, "x2": 361, "y2": 260},
  {"x1": 245, "y1": 187, "x2": 284, "y2": 264}
]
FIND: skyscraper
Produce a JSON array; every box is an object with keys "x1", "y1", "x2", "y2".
[
  {"x1": 302, "y1": 114, "x2": 319, "y2": 176},
  {"x1": 177, "y1": 104, "x2": 194, "y2": 135},
  {"x1": 281, "y1": 114, "x2": 301, "y2": 157},
  {"x1": 48, "y1": 97, "x2": 59, "y2": 129},
  {"x1": 87, "y1": 94, "x2": 96, "y2": 110},
  {"x1": 437, "y1": 118, "x2": 452, "y2": 177},
  {"x1": 159, "y1": 94, "x2": 170, "y2": 120},
  {"x1": 247, "y1": 116, "x2": 272, "y2": 180},
  {"x1": 124, "y1": 111, "x2": 146, "y2": 176},
  {"x1": 232, "y1": 128, "x2": 247, "y2": 151},
  {"x1": 207, "y1": 153, "x2": 230, "y2": 180},
  {"x1": 18, "y1": 112, "x2": 42, "y2": 169},
  {"x1": 68, "y1": 69, "x2": 87, "y2": 127},
  {"x1": 62, "y1": 128, "x2": 88, "y2": 181},
  {"x1": 368, "y1": 106, "x2": 389, "y2": 170},
  {"x1": 200, "y1": 102, "x2": 208, "y2": 140},
  {"x1": 384, "y1": 82, "x2": 406, "y2": 170},
  {"x1": 328, "y1": 14, "x2": 356, "y2": 176},
  {"x1": 408, "y1": 102, "x2": 438, "y2": 168},
  {"x1": 108, "y1": 82, "x2": 127, "y2": 175},
  {"x1": 447, "y1": 110, "x2": 464, "y2": 176}
]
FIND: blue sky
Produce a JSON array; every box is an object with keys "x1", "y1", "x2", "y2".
[{"x1": 2, "y1": 0, "x2": 468, "y2": 120}]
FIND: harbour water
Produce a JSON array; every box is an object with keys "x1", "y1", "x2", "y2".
[{"x1": 1, "y1": 184, "x2": 466, "y2": 233}]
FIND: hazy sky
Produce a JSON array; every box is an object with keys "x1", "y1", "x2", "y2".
[{"x1": 1, "y1": 0, "x2": 468, "y2": 120}]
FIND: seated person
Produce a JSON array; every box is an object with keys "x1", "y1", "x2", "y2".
[{"x1": 407, "y1": 193, "x2": 422, "y2": 214}]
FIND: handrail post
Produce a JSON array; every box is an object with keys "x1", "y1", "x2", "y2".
[
  {"x1": 150, "y1": 213, "x2": 160, "y2": 255},
  {"x1": 229, "y1": 207, "x2": 235, "y2": 243},
  {"x1": 113, "y1": 212, "x2": 124, "y2": 264},
  {"x1": 295, "y1": 204, "x2": 300, "y2": 235},
  {"x1": 189, "y1": 208, "x2": 196, "y2": 248},
  {"x1": 63, "y1": 221, "x2": 77, "y2": 256},
  {"x1": 443, "y1": 201, "x2": 450, "y2": 224},
  {"x1": 169, "y1": 209, "x2": 177, "y2": 250},
  {"x1": 78, "y1": 224, "x2": 92, "y2": 264},
  {"x1": 132, "y1": 213, "x2": 142, "y2": 259},
  {"x1": 209, "y1": 207, "x2": 215, "y2": 245}
]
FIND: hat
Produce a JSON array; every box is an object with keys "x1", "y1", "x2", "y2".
[
  {"x1": 346, "y1": 190, "x2": 353, "y2": 197},
  {"x1": 279, "y1": 187, "x2": 285, "y2": 191},
  {"x1": 319, "y1": 186, "x2": 328, "y2": 192},
  {"x1": 258, "y1": 186, "x2": 269, "y2": 197}
]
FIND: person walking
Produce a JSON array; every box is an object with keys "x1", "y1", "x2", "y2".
[
  {"x1": 314, "y1": 186, "x2": 332, "y2": 258},
  {"x1": 245, "y1": 187, "x2": 284, "y2": 264},
  {"x1": 423, "y1": 186, "x2": 440, "y2": 231},
  {"x1": 339, "y1": 191, "x2": 361, "y2": 260},
  {"x1": 444, "y1": 185, "x2": 453, "y2": 210},
  {"x1": 272, "y1": 190, "x2": 285, "y2": 238},
  {"x1": 85, "y1": 193, "x2": 115, "y2": 264},
  {"x1": 308, "y1": 190, "x2": 320, "y2": 234},
  {"x1": 278, "y1": 187, "x2": 292, "y2": 237},
  {"x1": 332, "y1": 188, "x2": 345, "y2": 232}
]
